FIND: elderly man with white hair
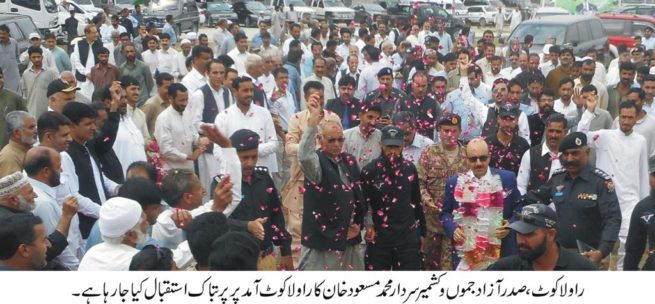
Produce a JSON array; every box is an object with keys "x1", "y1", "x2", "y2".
[
  {"x1": 0, "y1": 172, "x2": 70, "y2": 265},
  {"x1": 0, "y1": 111, "x2": 37, "y2": 177},
  {"x1": 172, "y1": 39, "x2": 192, "y2": 81},
  {"x1": 243, "y1": 54, "x2": 270, "y2": 108},
  {"x1": 78, "y1": 197, "x2": 149, "y2": 271}
]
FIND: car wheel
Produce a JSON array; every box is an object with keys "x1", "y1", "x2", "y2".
[{"x1": 479, "y1": 18, "x2": 486, "y2": 27}]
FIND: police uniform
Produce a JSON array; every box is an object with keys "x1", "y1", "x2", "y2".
[
  {"x1": 524, "y1": 132, "x2": 622, "y2": 259},
  {"x1": 217, "y1": 129, "x2": 293, "y2": 270},
  {"x1": 624, "y1": 154, "x2": 655, "y2": 270},
  {"x1": 362, "y1": 67, "x2": 408, "y2": 128}
]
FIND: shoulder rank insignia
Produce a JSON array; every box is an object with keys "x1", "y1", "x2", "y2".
[
  {"x1": 254, "y1": 166, "x2": 269, "y2": 173},
  {"x1": 593, "y1": 168, "x2": 612, "y2": 180}
]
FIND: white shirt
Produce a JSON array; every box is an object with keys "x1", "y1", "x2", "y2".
[
  {"x1": 484, "y1": 70, "x2": 511, "y2": 87},
  {"x1": 99, "y1": 24, "x2": 126, "y2": 44},
  {"x1": 334, "y1": 68, "x2": 360, "y2": 96},
  {"x1": 539, "y1": 60, "x2": 559, "y2": 78},
  {"x1": 403, "y1": 133, "x2": 434, "y2": 165},
  {"x1": 342, "y1": 127, "x2": 382, "y2": 168},
  {"x1": 574, "y1": 78, "x2": 609, "y2": 112},
  {"x1": 282, "y1": 37, "x2": 309, "y2": 56},
  {"x1": 154, "y1": 106, "x2": 199, "y2": 170},
  {"x1": 113, "y1": 116, "x2": 147, "y2": 177},
  {"x1": 611, "y1": 113, "x2": 655, "y2": 157},
  {"x1": 593, "y1": 62, "x2": 607, "y2": 85},
  {"x1": 156, "y1": 47, "x2": 178, "y2": 74},
  {"x1": 172, "y1": 51, "x2": 190, "y2": 80},
  {"x1": 151, "y1": 202, "x2": 214, "y2": 249},
  {"x1": 30, "y1": 178, "x2": 80, "y2": 270},
  {"x1": 459, "y1": 77, "x2": 532, "y2": 145},
  {"x1": 212, "y1": 27, "x2": 228, "y2": 54},
  {"x1": 355, "y1": 61, "x2": 386, "y2": 100},
  {"x1": 268, "y1": 86, "x2": 295, "y2": 131},
  {"x1": 72, "y1": 40, "x2": 97, "y2": 80},
  {"x1": 186, "y1": 83, "x2": 233, "y2": 132},
  {"x1": 78, "y1": 243, "x2": 138, "y2": 271},
  {"x1": 554, "y1": 98, "x2": 578, "y2": 119},
  {"x1": 56, "y1": 151, "x2": 100, "y2": 219},
  {"x1": 228, "y1": 48, "x2": 251, "y2": 76},
  {"x1": 141, "y1": 50, "x2": 159, "y2": 76},
  {"x1": 213, "y1": 103, "x2": 279, "y2": 172},
  {"x1": 258, "y1": 73, "x2": 276, "y2": 97},
  {"x1": 19, "y1": 46, "x2": 58, "y2": 74},
  {"x1": 181, "y1": 67, "x2": 206, "y2": 95},
  {"x1": 578, "y1": 110, "x2": 650, "y2": 234},
  {"x1": 335, "y1": 43, "x2": 352, "y2": 60},
  {"x1": 516, "y1": 144, "x2": 562, "y2": 195}
]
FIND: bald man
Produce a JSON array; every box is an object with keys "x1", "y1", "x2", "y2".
[{"x1": 439, "y1": 138, "x2": 522, "y2": 270}]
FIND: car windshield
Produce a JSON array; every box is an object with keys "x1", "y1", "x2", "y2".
[
  {"x1": 324, "y1": 1, "x2": 346, "y2": 8},
  {"x1": 509, "y1": 23, "x2": 566, "y2": 45},
  {"x1": 454, "y1": 3, "x2": 466, "y2": 10},
  {"x1": 116, "y1": 0, "x2": 137, "y2": 4},
  {"x1": 288, "y1": 0, "x2": 309, "y2": 7},
  {"x1": 246, "y1": 1, "x2": 267, "y2": 10},
  {"x1": 44, "y1": 0, "x2": 58, "y2": 13},
  {"x1": 208, "y1": 2, "x2": 231, "y2": 10},
  {"x1": 149, "y1": 0, "x2": 178, "y2": 9},
  {"x1": 362, "y1": 4, "x2": 384, "y2": 11},
  {"x1": 535, "y1": 12, "x2": 570, "y2": 18}
]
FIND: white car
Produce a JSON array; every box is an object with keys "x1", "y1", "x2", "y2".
[
  {"x1": 269, "y1": 0, "x2": 316, "y2": 20},
  {"x1": 464, "y1": 5, "x2": 497, "y2": 26},
  {"x1": 308, "y1": 0, "x2": 355, "y2": 24},
  {"x1": 57, "y1": 0, "x2": 95, "y2": 38},
  {"x1": 531, "y1": 7, "x2": 571, "y2": 19},
  {"x1": 61, "y1": 0, "x2": 102, "y2": 14}
]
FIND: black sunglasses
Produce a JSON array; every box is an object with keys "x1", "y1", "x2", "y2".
[{"x1": 467, "y1": 155, "x2": 489, "y2": 163}]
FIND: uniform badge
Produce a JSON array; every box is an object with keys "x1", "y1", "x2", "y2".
[
  {"x1": 605, "y1": 181, "x2": 615, "y2": 193},
  {"x1": 575, "y1": 138, "x2": 582, "y2": 146},
  {"x1": 554, "y1": 185, "x2": 564, "y2": 197},
  {"x1": 642, "y1": 213, "x2": 654, "y2": 224}
]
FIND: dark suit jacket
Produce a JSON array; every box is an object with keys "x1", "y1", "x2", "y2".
[
  {"x1": 324, "y1": 97, "x2": 363, "y2": 129},
  {"x1": 440, "y1": 168, "x2": 522, "y2": 265}
]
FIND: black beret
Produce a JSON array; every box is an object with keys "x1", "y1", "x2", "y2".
[
  {"x1": 559, "y1": 132, "x2": 587, "y2": 152},
  {"x1": 229, "y1": 129, "x2": 260, "y2": 152},
  {"x1": 377, "y1": 67, "x2": 393, "y2": 78},
  {"x1": 438, "y1": 113, "x2": 461, "y2": 127}
]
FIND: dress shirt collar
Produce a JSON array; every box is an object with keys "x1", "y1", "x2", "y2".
[
  {"x1": 467, "y1": 167, "x2": 493, "y2": 181},
  {"x1": 189, "y1": 68, "x2": 205, "y2": 81},
  {"x1": 28, "y1": 177, "x2": 56, "y2": 200},
  {"x1": 541, "y1": 143, "x2": 560, "y2": 157}
]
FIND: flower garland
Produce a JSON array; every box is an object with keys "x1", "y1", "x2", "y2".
[
  {"x1": 452, "y1": 172, "x2": 505, "y2": 270},
  {"x1": 146, "y1": 141, "x2": 167, "y2": 184}
]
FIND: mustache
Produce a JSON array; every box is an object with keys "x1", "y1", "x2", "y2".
[{"x1": 561, "y1": 160, "x2": 580, "y2": 168}]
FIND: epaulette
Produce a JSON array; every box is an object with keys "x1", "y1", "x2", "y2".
[
  {"x1": 592, "y1": 168, "x2": 612, "y2": 180},
  {"x1": 254, "y1": 166, "x2": 269, "y2": 173}
]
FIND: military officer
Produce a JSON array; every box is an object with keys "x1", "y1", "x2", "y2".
[{"x1": 524, "y1": 132, "x2": 622, "y2": 268}]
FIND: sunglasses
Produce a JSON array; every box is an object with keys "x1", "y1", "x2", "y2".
[
  {"x1": 467, "y1": 155, "x2": 489, "y2": 163},
  {"x1": 326, "y1": 137, "x2": 345, "y2": 144}
]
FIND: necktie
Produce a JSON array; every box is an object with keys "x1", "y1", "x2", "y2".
[{"x1": 342, "y1": 104, "x2": 350, "y2": 129}]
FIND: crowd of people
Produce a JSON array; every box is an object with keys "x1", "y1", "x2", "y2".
[{"x1": 0, "y1": 4, "x2": 654, "y2": 272}]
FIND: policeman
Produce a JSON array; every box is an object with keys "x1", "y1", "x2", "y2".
[
  {"x1": 361, "y1": 125, "x2": 426, "y2": 270},
  {"x1": 624, "y1": 154, "x2": 655, "y2": 270},
  {"x1": 362, "y1": 67, "x2": 408, "y2": 128},
  {"x1": 524, "y1": 132, "x2": 622, "y2": 267},
  {"x1": 211, "y1": 128, "x2": 294, "y2": 270},
  {"x1": 487, "y1": 204, "x2": 598, "y2": 271}
]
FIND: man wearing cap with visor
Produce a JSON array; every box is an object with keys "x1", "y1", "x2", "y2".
[
  {"x1": 539, "y1": 44, "x2": 560, "y2": 78},
  {"x1": 47, "y1": 79, "x2": 79, "y2": 113},
  {"x1": 487, "y1": 204, "x2": 598, "y2": 270},
  {"x1": 362, "y1": 66, "x2": 408, "y2": 129},
  {"x1": 524, "y1": 132, "x2": 622, "y2": 269},
  {"x1": 19, "y1": 32, "x2": 58, "y2": 73},
  {"x1": 361, "y1": 125, "x2": 425, "y2": 270}
]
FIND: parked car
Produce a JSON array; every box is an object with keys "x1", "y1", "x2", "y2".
[
  {"x1": 57, "y1": 0, "x2": 95, "y2": 43},
  {"x1": 233, "y1": 0, "x2": 272, "y2": 27},
  {"x1": 0, "y1": 0, "x2": 60, "y2": 36},
  {"x1": 61, "y1": 0, "x2": 103, "y2": 14},
  {"x1": 463, "y1": 6, "x2": 498, "y2": 26},
  {"x1": 386, "y1": 2, "x2": 464, "y2": 37},
  {"x1": 612, "y1": 4, "x2": 655, "y2": 18},
  {"x1": 0, "y1": 14, "x2": 40, "y2": 55},
  {"x1": 531, "y1": 7, "x2": 571, "y2": 19},
  {"x1": 206, "y1": 1, "x2": 238, "y2": 26},
  {"x1": 352, "y1": 3, "x2": 387, "y2": 24},
  {"x1": 598, "y1": 13, "x2": 655, "y2": 48},
  {"x1": 506, "y1": 15, "x2": 608, "y2": 56},
  {"x1": 500, "y1": 0, "x2": 535, "y2": 20},
  {"x1": 308, "y1": 0, "x2": 355, "y2": 24},
  {"x1": 268, "y1": 0, "x2": 316, "y2": 20},
  {"x1": 143, "y1": 0, "x2": 200, "y2": 34},
  {"x1": 443, "y1": 1, "x2": 468, "y2": 17},
  {"x1": 464, "y1": 0, "x2": 509, "y2": 20}
]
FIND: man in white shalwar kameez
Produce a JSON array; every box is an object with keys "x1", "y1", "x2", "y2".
[{"x1": 577, "y1": 93, "x2": 649, "y2": 270}]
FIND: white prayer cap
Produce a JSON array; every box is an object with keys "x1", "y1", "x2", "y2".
[
  {"x1": 180, "y1": 38, "x2": 191, "y2": 45},
  {"x1": 186, "y1": 32, "x2": 198, "y2": 41},
  {"x1": 0, "y1": 172, "x2": 29, "y2": 198},
  {"x1": 99, "y1": 197, "x2": 143, "y2": 238},
  {"x1": 28, "y1": 32, "x2": 41, "y2": 40}
]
